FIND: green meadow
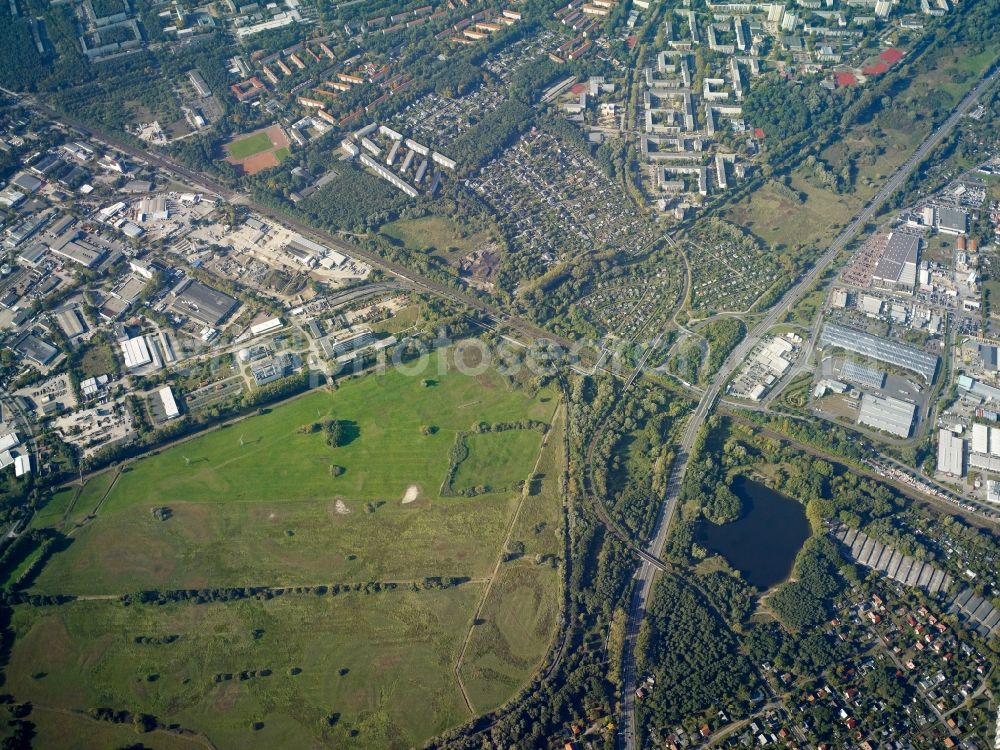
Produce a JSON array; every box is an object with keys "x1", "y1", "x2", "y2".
[{"x1": 14, "y1": 358, "x2": 565, "y2": 748}]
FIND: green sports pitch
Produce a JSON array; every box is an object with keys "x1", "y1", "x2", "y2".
[{"x1": 225, "y1": 131, "x2": 274, "y2": 160}]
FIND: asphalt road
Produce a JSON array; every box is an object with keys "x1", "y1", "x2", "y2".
[{"x1": 618, "y1": 64, "x2": 1000, "y2": 750}]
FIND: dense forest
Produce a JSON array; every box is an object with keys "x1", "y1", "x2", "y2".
[{"x1": 636, "y1": 575, "x2": 761, "y2": 733}]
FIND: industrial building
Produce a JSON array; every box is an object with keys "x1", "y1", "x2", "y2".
[
  {"x1": 857, "y1": 393, "x2": 916, "y2": 437},
  {"x1": 819, "y1": 323, "x2": 938, "y2": 382},
  {"x1": 120, "y1": 335, "x2": 152, "y2": 369},
  {"x1": 871, "y1": 232, "x2": 920, "y2": 292},
  {"x1": 13, "y1": 455, "x2": 31, "y2": 477},
  {"x1": 250, "y1": 318, "x2": 283, "y2": 336},
  {"x1": 251, "y1": 353, "x2": 294, "y2": 386},
  {"x1": 12, "y1": 333, "x2": 58, "y2": 366},
  {"x1": 321, "y1": 329, "x2": 376, "y2": 359},
  {"x1": 48, "y1": 230, "x2": 110, "y2": 269},
  {"x1": 937, "y1": 429, "x2": 964, "y2": 476},
  {"x1": 936, "y1": 206, "x2": 968, "y2": 235},
  {"x1": 55, "y1": 308, "x2": 88, "y2": 339},
  {"x1": 171, "y1": 279, "x2": 239, "y2": 326},
  {"x1": 840, "y1": 360, "x2": 886, "y2": 390},
  {"x1": 12, "y1": 172, "x2": 42, "y2": 193},
  {"x1": 158, "y1": 385, "x2": 180, "y2": 419}
]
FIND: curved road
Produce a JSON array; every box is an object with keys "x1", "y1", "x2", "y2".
[{"x1": 619, "y1": 65, "x2": 1000, "y2": 750}]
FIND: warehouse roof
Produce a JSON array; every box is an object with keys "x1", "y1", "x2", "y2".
[
  {"x1": 872, "y1": 232, "x2": 919, "y2": 285},
  {"x1": 858, "y1": 393, "x2": 916, "y2": 437},
  {"x1": 173, "y1": 279, "x2": 239, "y2": 325},
  {"x1": 819, "y1": 323, "x2": 938, "y2": 382}
]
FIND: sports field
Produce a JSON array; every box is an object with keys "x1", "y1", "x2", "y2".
[
  {"x1": 223, "y1": 125, "x2": 291, "y2": 175},
  {"x1": 226, "y1": 131, "x2": 272, "y2": 160},
  {"x1": 14, "y1": 358, "x2": 565, "y2": 748}
]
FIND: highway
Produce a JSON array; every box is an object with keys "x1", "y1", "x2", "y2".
[{"x1": 618, "y1": 64, "x2": 1000, "y2": 750}]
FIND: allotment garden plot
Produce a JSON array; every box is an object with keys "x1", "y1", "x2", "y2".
[
  {"x1": 467, "y1": 130, "x2": 660, "y2": 282},
  {"x1": 687, "y1": 219, "x2": 781, "y2": 314},
  {"x1": 575, "y1": 255, "x2": 683, "y2": 341}
]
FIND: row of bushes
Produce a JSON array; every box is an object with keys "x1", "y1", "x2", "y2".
[{"x1": 119, "y1": 577, "x2": 473, "y2": 606}]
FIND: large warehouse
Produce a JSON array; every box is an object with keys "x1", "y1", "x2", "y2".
[
  {"x1": 936, "y1": 429, "x2": 964, "y2": 476},
  {"x1": 871, "y1": 232, "x2": 920, "y2": 293},
  {"x1": 120, "y1": 335, "x2": 152, "y2": 369},
  {"x1": 857, "y1": 393, "x2": 917, "y2": 437},
  {"x1": 819, "y1": 323, "x2": 938, "y2": 382},
  {"x1": 171, "y1": 279, "x2": 239, "y2": 326}
]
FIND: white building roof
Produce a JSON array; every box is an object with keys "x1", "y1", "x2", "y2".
[
  {"x1": 857, "y1": 393, "x2": 916, "y2": 437},
  {"x1": 157, "y1": 385, "x2": 179, "y2": 419},
  {"x1": 937, "y1": 429, "x2": 964, "y2": 476},
  {"x1": 250, "y1": 318, "x2": 284, "y2": 336},
  {"x1": 121, "y1": 335, "x2": 152, "y2": 369},
  {"x1": 13, "y1": 454, "x2": 31, "y2": 477},
  {"x1": 972, "y1": 422, "x2": 989, "y2": 455}
]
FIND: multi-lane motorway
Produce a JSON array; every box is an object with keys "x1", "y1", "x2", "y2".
[{"x1": 618, "y1": 64, "x2": 1000, "y2": 750}]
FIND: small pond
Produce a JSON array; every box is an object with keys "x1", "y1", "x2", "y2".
[{"x1": 695, "y1": 475, "x2": 811, "y2": 590}]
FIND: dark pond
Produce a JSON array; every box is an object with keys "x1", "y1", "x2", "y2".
[{"x1": 695, "y1": 475, "x2": 811, "y2": 590}]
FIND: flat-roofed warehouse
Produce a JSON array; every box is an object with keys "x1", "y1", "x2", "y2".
[
  {"x1": 937, "y1": 429, "x2": 964, "y2": 476},
  {"x1": 819, "y1": 323, "x2": 938, "y2": 382},
  {"x1": 871, "y1": 232, "x2": 920, "y2": 292},
  {"x1": 13, "y1": 333, "x2": 59, "y2": 366},
  {"x1": 936, "y1": 206, "x2": 968, "y2": 235},
  {"x1": 840, "y1": 360, "x2": 885, "y2": 390},
  {"x1": 120, "y1": 335, "x2": 152, "y2": 369},
  {"x1": 171, "y1": 279, "x2": 239, "y2": 326},
  {"x1": 55, "y1": 308, "x2": 88, "y2": 338},
  {"x1": 50, "y1": 237, "x2": 106, "y2": 269},
  {"x1": 858, "y1": 393, "x2": 917, "y2": 437}
]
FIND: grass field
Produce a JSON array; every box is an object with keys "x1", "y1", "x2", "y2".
[
  {"x1": 452, "y1": 430, "x2": 544, "y2": 492},
  {"x1": 30, "y1": 468, "x2": 118, "y2": 532},
  {"x1": 34, "y1": 364, "x2": 556, "y2": 595},
  {"x1": 380, "y1": 216, "x2": 486, "y2": 266},
  {"x1": 460, "y1": 406, "x2": 565, "y2": 712},
  {"x1": 726, "y1": 169, "x2": 857, "y2": 255},
  {"x1": 18, "y1": 358, "x2": 563, "y2": 748},
  {"x1": 225, "y1": 131, "x2": 273, "y2": 160},
  {"x1": 78, "y1": 340, "x2": 118, "y2": 380},
  {"x1": 7, "y1": 588, "x2": 480, "y2": 750},
  {"x1": 7, "y1": 706, "x2": 207, "y2": 750}
]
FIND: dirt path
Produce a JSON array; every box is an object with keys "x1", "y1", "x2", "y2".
[
  {"x1": 453, "y1": 398, "x2": 562, "y2": 716},
  {"x1": 63, "y1": 465, "x2": 124, "y2": 536}
]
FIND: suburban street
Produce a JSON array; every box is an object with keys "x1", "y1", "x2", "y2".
[{"x1": 617, "y1": 63, "x2": 1000, "y2": 750}]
